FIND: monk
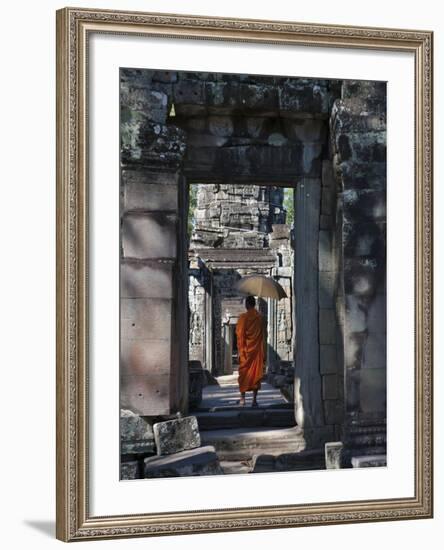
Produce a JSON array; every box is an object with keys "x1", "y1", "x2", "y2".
[{"x1": 236, "y1": 295, "x2": 266, "y2": 407}]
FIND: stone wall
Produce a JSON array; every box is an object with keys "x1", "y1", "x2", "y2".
[
  {"x1": 120, "y1": 69, "x2": 188, "y2": 416},
  {"x1": 330, "y1": 80, "x2": 387, "y2": 460}
]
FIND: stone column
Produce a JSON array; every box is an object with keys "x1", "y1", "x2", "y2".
[
  {"x1": 294, "y1": 177, "x2": 324, "y2": 432},
  {"x1": 330, "y1": 81, "x2": 387, "y2": 463},
  {"x1": 119, "y1": 69, "x2": 188, "y2": 416}
]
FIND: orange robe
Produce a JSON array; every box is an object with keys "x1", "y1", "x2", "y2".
[{"x1": 236, "y1": 308, "x2": 265, "y2": 393}]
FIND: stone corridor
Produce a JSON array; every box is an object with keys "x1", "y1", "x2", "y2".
[
  {"x1": 194, "y1": 373, "x2": 308, "y2": 474},
  {"x1": 120, "y1": 69, "x2": 387, "y2": 479}
]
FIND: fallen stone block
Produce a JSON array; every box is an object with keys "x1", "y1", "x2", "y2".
[
  {"x1": 153, "y1": 416, "x2": 201, "y2": 456},
  {"x1": 252, "y1": 449, "x2": 325, "y2": 473},
  {"x1": 251, "y1": 454, "x2": 276, "y2": 473},
  {"x1": 201, "y1": 426, "x2": 305, "y2": 461},
  {"x1": 325, "y1": 441, "x2": 343, "y2": 469},
  {"x1": 144, "y1": 446, "x2": 224, "y2": 478},
  {"x1": 274, "y1": 449, "x2": 325, "y2": 471},
  {"x1": 120, "y1": 409, "x2": 156, "y2": 455},
  {"x1": 351, "y1": 454, "x2": 387, "y2": 468},
  {"x1": 220, "y1": 460, "x2": 252, "y2": 475}
]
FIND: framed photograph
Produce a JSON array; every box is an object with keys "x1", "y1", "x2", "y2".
[{"x1": 56, "y1": 7, "x2": 433, "y2": 542}]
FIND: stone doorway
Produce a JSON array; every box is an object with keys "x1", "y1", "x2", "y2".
[
  {"x1": 186, "y1": 180, "x2": 307, "y2": 473},
  {"x1": 120, "y1": 68, "x2": 387, "y2": 478}
]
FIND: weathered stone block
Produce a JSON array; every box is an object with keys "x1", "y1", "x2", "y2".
[
  {"x1": 319, "y1": 309, "x2": 336, "y2": 345},
  {"x1": 276, "y1": 449, "x2": 325, "y2": 471},
  {"x1": 120, "y1": 374, "x2": 170, "y2": 416},
  {"x1": 120, "y1": 261, "x2": 173, "y2": 299},
  {"x1": 136, "y1": 123, "x2": 187, "y2": 168},
  {"x1": 344, "y1": 331, "x2": 367, "y2": 370},
  {"x1": 120, "y1": 68, "x2": 152, "y2": 86},
  {"x1": 245, "y1": 117, "x2": 270, "y2": 138},
  {"x1": 339, "y1": 160, "x2": 386, "y2": 189},
  {"x1": 320, "y1": 214, "x2": 333, "y2": 229},
  {"x1": 367, "y1": 292, "x2": 387, "y2": 334},
  {"x1": 253, "y1": 449, "x2": 325, "y2": 473},
  {"x1": 343, "y1": 189, "x2": 386, "y2": 224},
  {"x1": 323, "y1": 400, "x2": 344, "y2": 425},
  {"x1": 121, "y1": 298, "x2": 171, "y2": 341},
  {"x1": 189, "y1": 361, "x2": 204, "y2": 409},
  {"x1": 240, "y1": 83, "x2": 279, "y2": 112},
  {"x1": 208, "y1": 116, "x2": 234, "y2": 137},
  {"x1": 363, "y1": 331, "x2": 386, "y2": 370},
  {"x1": 187, "y1": 134, "x2": 228, "y2": 148},
  {"x1": 319, "y1": 271, "x2": 335, "y2": 308},
  {"x1": 319, "y1": 231, "x2": 334, "y2": 272},
  {"x1": 152, "y1": 70, "x2": 178, "y2": 83},
  {"x1": 202, "y1": 81, "x2": 279, "y2": 113},
  {"x1": 251, "y1": 454, "x2": 276, "y2": 473},
  {"x1": 302, "y1": 143, "x2": 323, "y2": 175},
  {"x1": 173, "y1": 79, "x2": 206, "y2": 105},
  {"x1": 153, "y1": 416, "x2": 201, "y2": 456},
  {"x1": 283, "y1": 119, "x2": 326, "y2": 142},
  {"x1": 120, "y1": 409, "x2": 155, "y2": 455},
  {"x1": 120, "y1": 460, "x2": 140, "y2": 480},
  {"x1": 336, "y1": 132, "x2": 386, "y2": 165},
  {"x1": 325, "y1": 441, "x2": 343, "y2": 469},
  {"x1": 322, "y1": 160, "x2": 336, "y2": 188},
  {"x1": 185, "y1": 143, "x2": 305, "y2": 181},
  {"x1": 351, "y1": 454, "x2": 386, "y2": 468},
  {"x1": 344, "y1": 256, "x2": 384, "y2": 296},
  {"x1": 320, "y1": 345, "x2": 337, "y2": 374},
  {"x1": 144, "y1": 446, "x2": 223, "y2": 478},
  {"x1": 121, "y1": 170, "x2": 180, "y2": 187},
  {"x1": 120, "y1": 337, "x2": 171, "y2": 377},
  {"x1": 121, "y1": 213, "x2": 177, "y2": 259},
  {"x1": 201, "y1": 426, "x2": 305, "y2": 461},
  {"x1": 345, "y1": 295, "x2": 367, "y2": 333},
  {"x1": 269, "y1": 224, "x2": 290, "y2": 240},
  {"x1": 336, "y1": 296, "x2": 345, "y2": 326},
  {"x1": 331, "y1": 104, "x2": 386, "y2": 134},
  {"x1": 120, "y1": 86, "x2": 168, "y2": 122},
  {"x1": 321, "y1": 185, "x2": 335, "y2": 216},
  {"x1": 323, "y1": 374, "x2": 338, "y2": 400},
  {"x1": 303, "y1": 426, "x2": 335, "y2": 448},
  {"x1": 122, "y1": 181, "x2": 178, "y2": 213},
  {"x1": 280, "y1": 81, "x2": 329, "y2": 116},
  {"x1": 360, "y1": 368, "x2": 386, "y2": 413}
]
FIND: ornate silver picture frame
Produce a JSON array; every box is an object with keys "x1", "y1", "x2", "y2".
[{"x1": 56, "y1": 7, "x2": 433, "y2": 542}]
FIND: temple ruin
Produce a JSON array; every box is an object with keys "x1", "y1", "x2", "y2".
[
  {"x1": 119, "y1": 69, "x2": 387, "y2": 478},
  {"x1": 188, "y1": 184, "x2": 293, "y2": 379}
]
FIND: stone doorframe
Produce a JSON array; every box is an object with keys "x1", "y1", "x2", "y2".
[
  {"x1": 120, "y1": 69, "x2": 338, "y2": 429},
  {"x1": 183, "y1": 175, "x2": 336, "y2": 446}
]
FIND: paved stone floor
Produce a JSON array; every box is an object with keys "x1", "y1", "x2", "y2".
[{"x1": 200, "y1": 373, "x2": 289, "y2": 410}]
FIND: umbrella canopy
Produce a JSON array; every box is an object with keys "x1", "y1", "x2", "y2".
[{"x1": 235, "y1": 275, "x2": 287, "y2": 300}]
